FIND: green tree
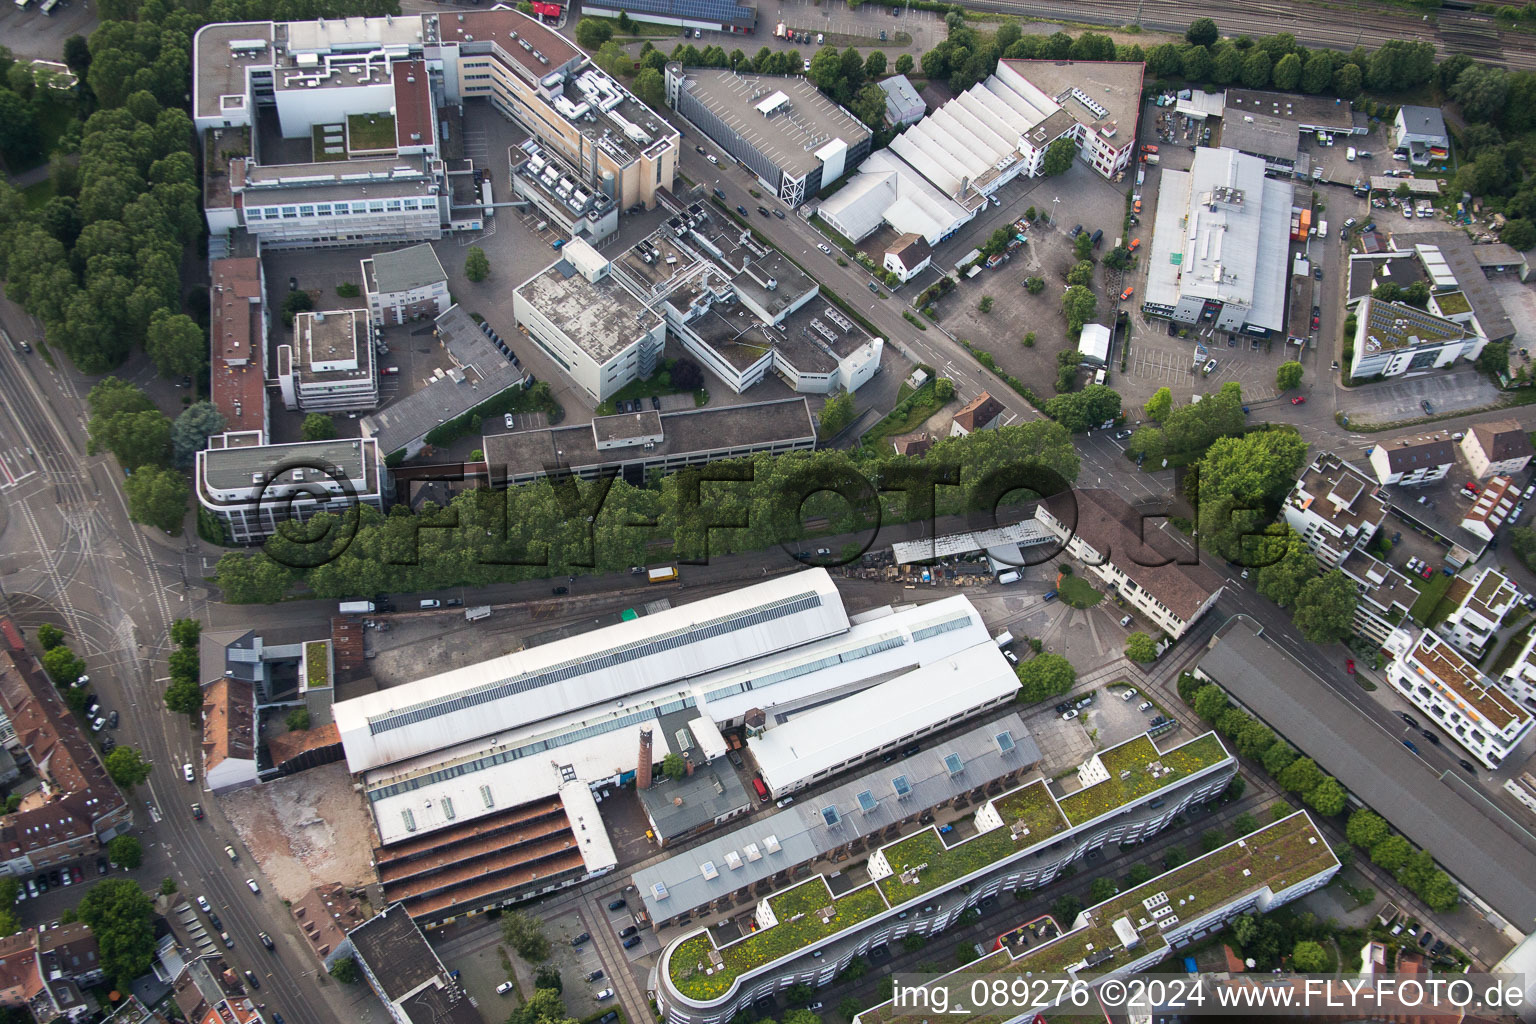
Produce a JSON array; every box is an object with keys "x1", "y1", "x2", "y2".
[
  {"x1": 1275, "y1": 360, "x2": 1303, "y2": 390},
  {"x1": 36, "y1": 624, "x2": 64, "y2": 651},
  {"x1": 1201, "y1": 828, "x2": 1226, "y2": 852},
  {"x1": 1305, "y1": 776, "x2": 1348, "y2": 816},
  {"x1": 170, "y1": 618, "x2": 201, "y2": 649},
  {"x1": 1232, "y1": 812, "x2": 1259, "y2": 837},
  {"x1": 88, "y1": 380, "x2": 171, "y2": 471},
  {"x1": 534, "y1": 964, "x2": 563, "y2": 993},
  {"x1": 160, "y1": 877, "x2": 178, "y2": 896},
  {"x1": 1419, "y1": 871, "x2": 1460, "y2": 912},
  {"x1": 865, "y1": 51, "x2": 886, "y2": 79},
  {"x1": 818, "y1": 390, "x2": 855, "y2": 438},
  {"x1": 895, "y1": 54, "x2": 914, "y2": 75},
  {"x1": 1501, "y1": 219, "x2": 1536, "y2": 251},
  {"x1": 1194, "y1": 429, "x2": 1309, "y2": 562},
  {"x1": 41, "y1": 646, "x2": 85, "y2": 686},
  {"x1": 1073, "y1": 232, "x2": 1094, "y2": 262},
  {"x1": 1370, "y1": 834, "x2": 1412, "y2": 872},
  {"x1": 1042, "y1": 136, "x2": 1078, "y2": 176},
  {"x1": 1272, "y1": 52, "x2": 1302, "y2": 91},
  {"x1": 164, "y1": 679, "x2": 202, "y2": 715},
  {"x1": 1477, "y1": 340, "x2": 1510, "y2": 378},
  {"x1": 1278, "y1": 756, "x2": 1324, "y2": 796},
  {"x1": 501, "y1": 910, "x2": 551, "y2": 961},
  {"x1": 108, "y1": 834, "x2": 143, "y2": 869},
  {"x1": 1255, "y1": 528, "x2": 1317, "y2": 609},
  {"x1": 1291, "y1": 940, "x2": 1329, "y2": 972},
  {"x1": 575, "y1": 18, "x2": 613, "y2": 48},
  {"x1": 1345, "y1": 809, "x2": 1390, "y2": 849},
  {"x1": 1234, "y1": 720, "x2": 1276, "y2": 760},
  {"x1": 978, "y1": 295, "x2": 995, "y2": 313},
  {"x1": 661, "y1": 751, "x2": 686, "y2": 780},
  {"x1": 146, "y1": 310, "x2": 204, "y2": 381},
  {"x1": 1066, "y1": 259, "x2": 1094, "y2": 287},
  {"x1": 902, "y1": 934, "x2": 927, "y2": 953},
  {"x1": 124, "y1": 465, "x2": 189, "y2": 534},
  {"x1": 281, "y1": 290, "x2": 314, "y2": 327},
  {"x1": 1126, "y1": 863, "x2": 1153, "y2": 886},
  {"x1": 934, "y1": 378, "x2": 955, "y2": 402},
  {"x1": 329, "y1": 957, "x2": 359, "y2": 984},
  {"x1": 301, "y1": 413, "x2": 337, "y2": 442},
  {"x1": 634, "y1": 67, "x2": 665, "y2": 108},
  {"x1": 1124, "y1": 632, "x2": 1157, "y2": 662},
  {"x1": 1016, "y1": 652, "x2": 1075, "y2": 703},
  {"x1": 1262, "y1": 742, "x2": 1299, "y2": 777},
  {"x1": 1241, "y1": 49, "x2": 1272, "y2": 89},
  {"x1": 1192, "y1": 684, "x2": 1228, "y2": 721},
  {"x1": 104, "y1": 746, "x2": 153, "y2": 788},
  {"x1": 77, "y1": 879, "x2": 155, "y2": 989},
  {"x1": 1061, "y1": 285, "x2": 1097, "y2": 335},
  {"x1": 1144, "y1": 387, "x2": 1173, "y2": 422},
  {"x1": 1291, "y1": 570, "x2": 1357, "y2": 643},
  {"x1": 838, "y1": 997, "x2": 863, "y2": 1020},
  {"x1": 1301, "y1": 51, "x2": 1334, "y2": 94},
  {"x1": 465, "y1": 246, "x2": 491, "y2": 282},
  {"x1": 1213, "y1": 47, "x2": 1243, "y2": 86},
  {"x1": 1044, "y1": 384, "x2": 1122, "y2": 433},
  {"x1": 1088, "y1": 877, "x2": 1118, "y2": 902},
  {"x1": 1333, "y1": 62, "x2": 1363, "y2": 98},
  {"x1": 1452, "y1": 63, "x2": 1509, "y2": 123},
  {"x1": 1186, "y1": 17, "x2": 1219, "y2": 47},
  {"x1": 1051, "y1": 894, "x2": 1083, "y2": 924},
  {"x1": 286, "y1": 707, "x2": 311, "y2": 731},
  {"x1": 171, "y1": 403, "x2": 226, "y2": 469},
  {"x1": 1025, "y1": 277, "x2": 1045, "y2": 294}
]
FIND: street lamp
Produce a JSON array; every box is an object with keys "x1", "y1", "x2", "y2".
[{"x1": 1051, "y1": 197, "x2": 1060, "y2": 225}]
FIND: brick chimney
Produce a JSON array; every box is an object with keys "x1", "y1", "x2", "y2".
[{"x1": 637, "y1": 727, "x2": 653, "y2": 789}]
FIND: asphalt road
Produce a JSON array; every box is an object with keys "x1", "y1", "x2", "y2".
[{"x1": 0, "y1": 300, "x2": 352, "y2": 1024}]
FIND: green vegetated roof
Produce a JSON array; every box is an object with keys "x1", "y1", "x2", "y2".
[
  {"x1": 1057, "y1": 733, "x2": 1228, "y2": 826},
  {"x1": 858, "y1": 813, "x2": 1337, "y2": 1024},
  {"x1": 667, "y1": 733, "x2": 1231, "y2": 1004},
  {"x1": 669, "y1": 878, "x2": 887, "y2": 1001},
  {"x1": 305, "y1": 640, "x2": 331, "y2": 689}
]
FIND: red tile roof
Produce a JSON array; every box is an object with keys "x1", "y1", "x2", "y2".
[
  {"x1": 201, "y1": 677, "x2": 255, "y2": 771},
  {"x1": 392, "y1": 61, "x2": 434, "y2": 150},
  {"x1": 953, "y1": 392, "x2": 1005, "y2": 433},
  {"x1": 266, "y1": 722, "x2": 340, "y2": 769},
  {"x1": 210, "y1": 257, "x2": 266, "y2": 435}
]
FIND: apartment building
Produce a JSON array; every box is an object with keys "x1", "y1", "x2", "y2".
[
  {"x1": 362, "y1": 243, "x2": 451, "y2": 325},
  {"x1": 511, "y1": 237, "x2": 666, "y2": 403},
  {"x1": 1036, "y1": 489, "x2": 1224, "y2": 639},
  {"x1": 171, "y1": 955, "x2": 263, "y2": 1024},
  {"x1": 1461, "y1": 419, "x2": 1534, "y2": 480},
  {"x1": 1337, "y1": 551, "x2": 1417, "y2": 646},
  {"x1": 1282, "y1": 452, "x2": 1386, "y2": 566},
  {"x1": 1459, "y1": 474, "x2": 1519, "y2": 542},
  {"x1": 0, "y1": 923, "x2": 104, "y2": 1023},
  {"x1": 1441, "y1": 567, "x2": 1522, "y2": 657},
  {"x1": 1367, "y1": 432, "x2": 1457, "y2": 487},
  {"x1": 278, "y1": 308, "x2": 379, "y2": 412},
  {"x1": 653, "y1": 732, "x2": 1237, "y2": 1024},
  {"x1": 1496, "y1": 627, "x2": 1536, "y2": 712},
  {"x1": 853, "y1": 812, "x2": 1338, "y2": 1024},
  {"x1": 0, "y1": 652, "x2": 132, "y2": 879},
  {"x1": 1383, "y1": 628, "x2": 1534, "y2": 769},
  {"x1": 194, "y1": 431, "x2": 386, "y2": 544},
  {"x1": 201, "y1": 677, "x2": 258, "y2": 794}
]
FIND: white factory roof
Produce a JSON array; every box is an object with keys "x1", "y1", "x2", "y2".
[
  {"x1": 818, "y1": 149, "x2": 970, "y2": 245},
  {"x1": 559, "y1": 780, "x2": 618, "y2": 875},
  {"x1": 333, "y1": 569, "x2": 848, "y2": 772},
  {"x1": 749, "y1": 642, "x2": 1021, "y2": 793},
  {"x1": 890, "y1": 520, "x2": 1051, "y2": 564},
  {"x1": 1078, "y1": 323, "x2": 1112, "y2": 364}
]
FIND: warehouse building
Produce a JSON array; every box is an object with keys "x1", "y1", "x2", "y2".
[
  {"x1": 819, "y1": 60, "x2": 1141, "y2": 245},
  {"x1": 665, "y1": 67, "x2": 872, "y2": 207},
  {"x1": 194, "y1": 432, "x2": 387, "y2": 544},
  {"x1": 653, "y1": 731, "x2": 1236, "y2": 1024},
  {"x1": 580, "y1": 0, "x2": 757, "y2": 35},
  {"x1": 748, "y1": 641, "x2": 1020, "y2": 796},
  {"x1": 481, "y1": 398, "x2": 815, "y2": 486},
  {"x1": 1142, "y1": 147, "x2": 1293, "y2": 336}
]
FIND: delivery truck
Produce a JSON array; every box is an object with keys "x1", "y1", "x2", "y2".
[
  {"x1": 648, "y1": 567, "x2": 679, "y2": 583},
  {"x1": 339, "y1": 600, "x2": 375, "y2": 614}
]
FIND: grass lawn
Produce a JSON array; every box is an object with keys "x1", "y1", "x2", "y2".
[
  {"x1": 312, "y1": 124, "x2": 350, "y2": 161},
  {"x1": 347, "y1": 112, "x2": 397, "y2": 152},
  {"x1": 1056, "y1": 572, "x2": 1102, "y2": 608},
  {"x1": 20, "y1": 179, "x2": 55, "y2": 212},
  {"x1": 1408, "y1": 571, "x2": 1454, "y2": 626},
  {"x1": 860, "y1": 381, "x2": 946, "y2": 446}
]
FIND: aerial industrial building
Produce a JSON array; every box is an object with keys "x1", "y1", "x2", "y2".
[
  {"x1": 331, "y1": 571, "x2": 1024, "y2": 927},
  {"x1": 665, "y1": 67, "x2": 872, "y2": 207},
  {"x1": 1142, "y1": 147, "x2": 1293, "y2": 337},
  {"x1": 820, "y1": 60, "x2": 1142, "y2": 245},
  {"x1": 277, "y1": 308, "x2": 378, "y2": 412},
  {"x1": 513, "y1": 201, "x2": 883, "y2": 403},
  {"x1": 194, "y1": 9, "x2": 678, "y2": 250}
]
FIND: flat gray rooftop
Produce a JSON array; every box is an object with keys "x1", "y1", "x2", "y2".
[
  {"x1": 202, "y1": 438, "x2": 374, "y2": 490},
  {"x1": 1219, "y1": 111, "x2": 1298, "y2": 164},
  {"x1": 193, "y1": 21, "x2": 275, "y2": 121},
  {"x1": 1225, "y1": 88, "x2": 1357, "y2": 131},
  {"x1": 678, "y1": 70, "x2": 870, "y2": 178},
  {"x1": 1198, "y1": 619, "x2": 1536, "y2": 928},
  {"x1": 517, "y1": 258, "x2": 664, "y2": 364},
  {"x1": 1395, "y1": 229, "x2": 1516, "y2": 342},
  {"x1": 482, "y1": 397, "x2": 814, "y2": 480},
  {"x1": 1009, "y1": 59, "x2": 1144, "y2": 133},
  {"x1": 368, "y1": 243, "x2": 447, "y2": 294}
]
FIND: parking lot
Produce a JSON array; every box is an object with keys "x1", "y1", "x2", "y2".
[
  {"x1": 0, "y1": 0, "x2": 95, "y2": 61},
  {"x1": 1338, "y1": 367, "x2": 1501, "y2": 428}
]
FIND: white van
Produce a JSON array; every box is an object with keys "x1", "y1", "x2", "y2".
[
  {"x1": 420, "y1": 599, "x2": 441, "y2": 609},
  {"x1": 1346, "y1": 147, "x2": 1357, "y2": 162}
]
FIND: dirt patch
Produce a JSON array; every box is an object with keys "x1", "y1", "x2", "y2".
[{"x1": 221, "y1": 762, "x2": 376, "y2": 902}]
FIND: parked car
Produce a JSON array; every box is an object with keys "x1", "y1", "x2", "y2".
[
  {"x1": 1121, "y1": 687, "x2": 1138, "y2": 701},
  {"x1": 221, "y1": 932, "x2": 234, "y2": 948},
  {"x1": 225, "y1": 845, "x2": 239, "y2": 861},
  {"x1": 259, "y1": 932, "x2": 274, "y2": 950},
  {"x1": 244, "y1": 970, "x2": 259, "y2": 990},
  {"x1": 1120, "y1": 286, "x2": 1134, "y2": 301},
  {"x1": 1061, "y1": 709, "x2": 1079, "y2": 721},
  {"x1": 597, "y1": 988, "x2": 617, "y2": 999},
  {"x1": 497, "y1": 981, "x2": 516, "y2": 996},
  {"x1": 1421, "y1": 399, "x2": 1434, "y2": 414},
  {"x1": 735, "y1": 204, "x2": 748, "y2": 216},
  {"x1": 727, "y1": 749, "x2": 744, "y2": 768},
  {"x1": 107, "y1": 710, "x2": 119, "y2": 728},
  {"x1": 245, "y1": 878, "x2": 261, "y2": 894},
  {"x1": 183, "y1": 762, "x2": 195, "y2": 782},
  {"x1": 756, "y1": 206, "x2": 771, "y2": 217},
  {"x1": 1313, "y1": 267, "x2": 1323, "y2": 280},
  {"x1": 618, "y1": 925, "x2": 638, "y2": 938},
  {"x1": 622, "y1": 936, "x2": 642, "y2": 949},
  {"x1": 817, "y1": 243, "x2": 833, "y2": 255},
  {"x1": 1398, "y1": 711, "x2": 1419, "y2": 728},
  {"x1": 1291, "y1": 396, "x2": 1306, "y2": 405},
  {"x1": 937, "y1": 824, "x2": 953, "y2": 834},
  {"x1": 1345, "y1": 658, "x2": 1355, "y2": 675},
  {"x1": 571, "y1": 932, "x2": 591, "y2": 947},
  {"x1": 196, "y1": 895, "x2": 211, "y2": 913},
  {"x1": 1458, "y1": 759, "x2": 1477, "y2": 775},
  {"x1": 1420, "y1": 729, "x2": 1441, "y2": 745},
  {"x1": 1138, "y1": 701, "x2": 1153, "y2": 712},
  {"x1": 586, "y1": 970, "x2": 605, "y2": 982}
]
